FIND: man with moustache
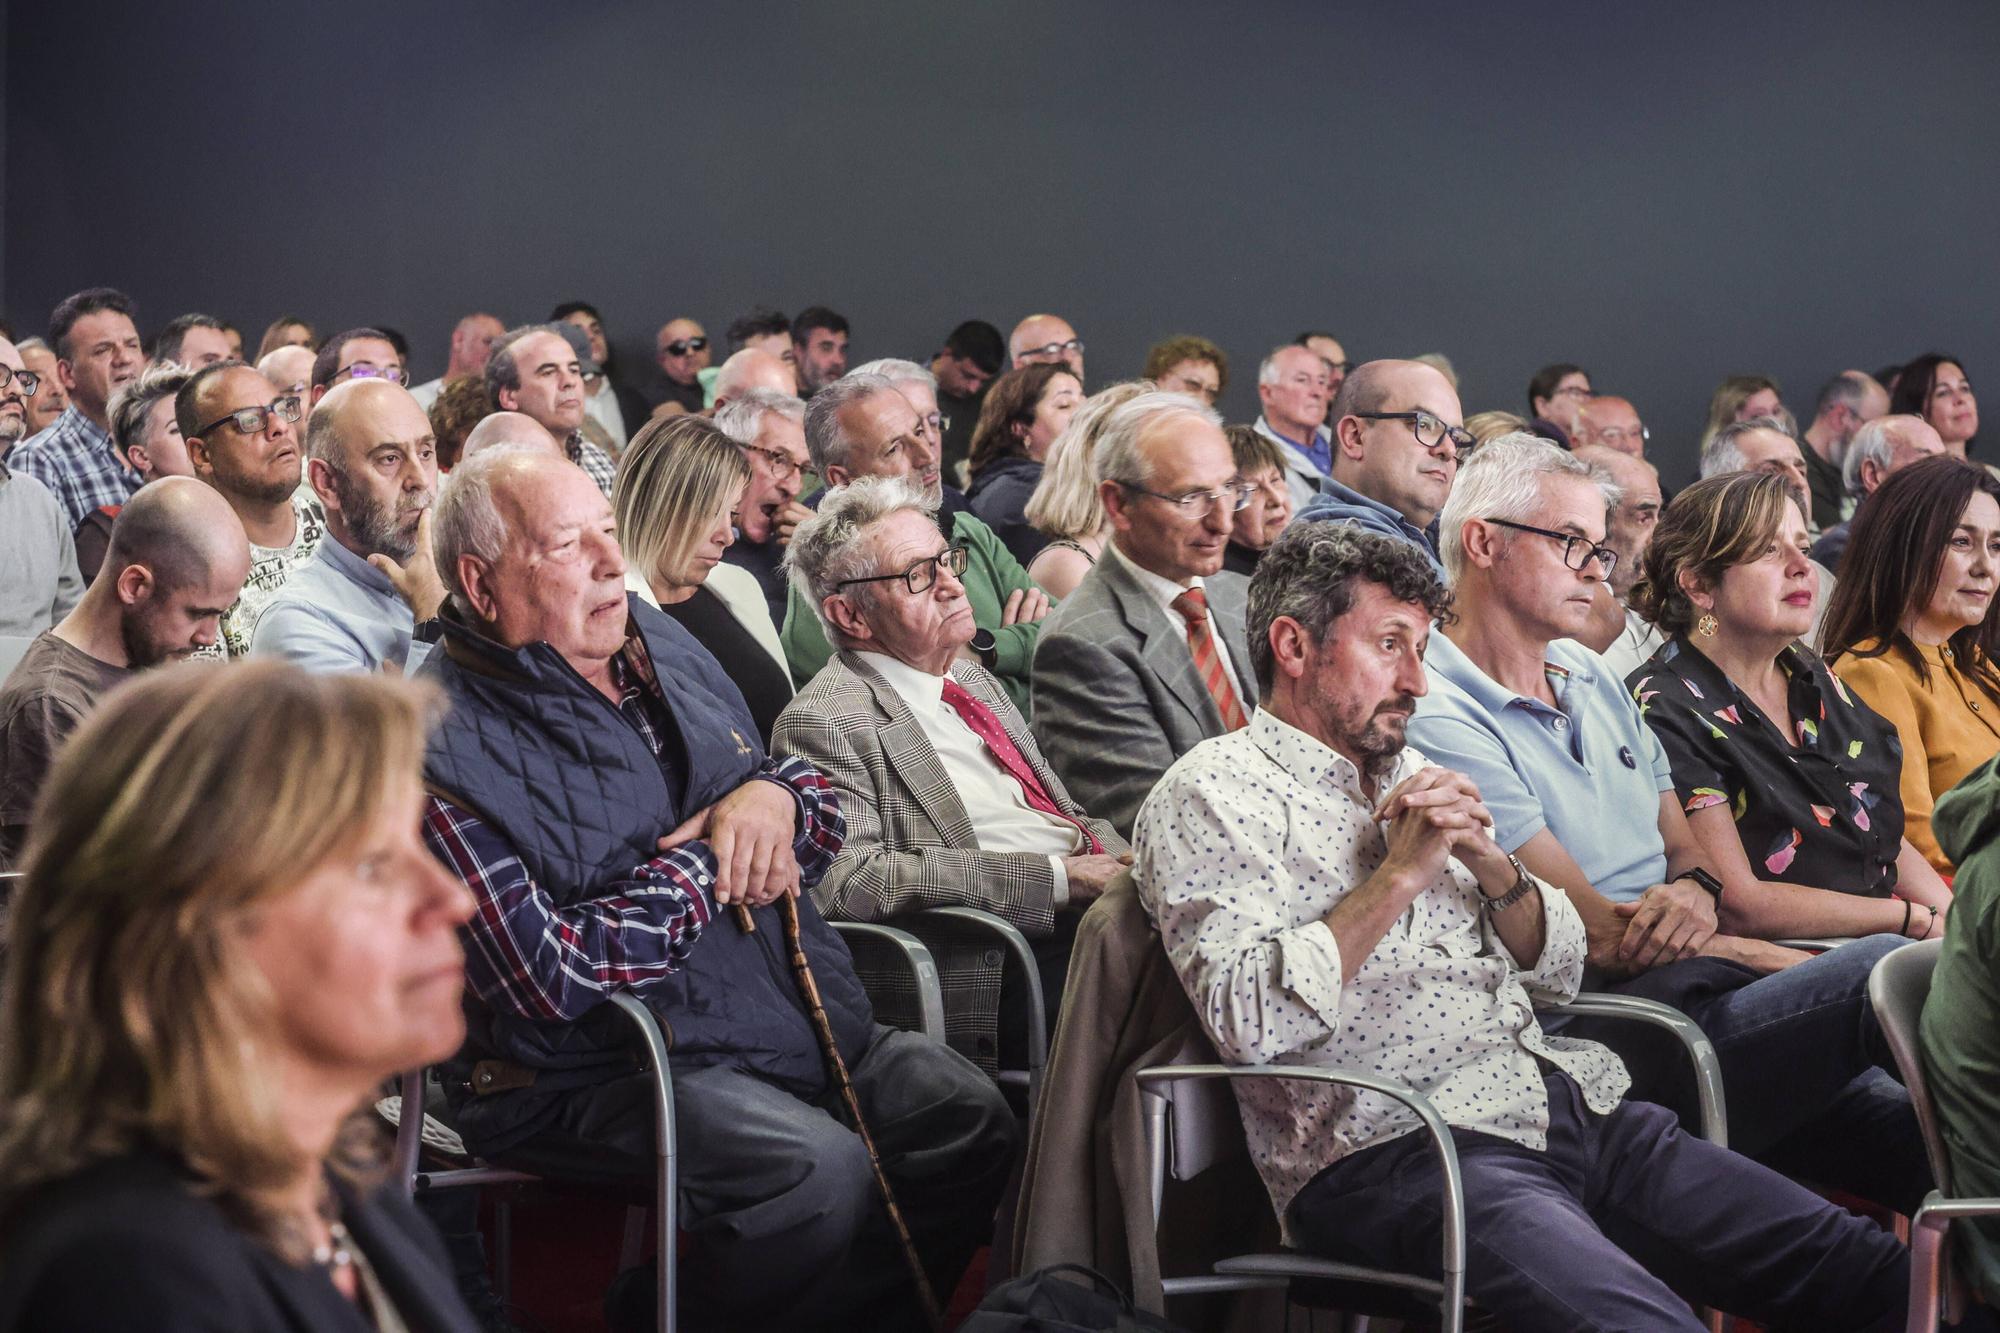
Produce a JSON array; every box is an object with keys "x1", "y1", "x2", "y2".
[
  {"x1": 0, "y1": 478, "x2": 249, "y2": 865},
  {"x1": 0, "y1": 336, "x2": 83, "y2": 636},
  {"x1": 13, "y1": 287, "x2": 147, "y2": 530},
  {"x1": 252, "y1": 379, "x2": 445, "y2": 674}
]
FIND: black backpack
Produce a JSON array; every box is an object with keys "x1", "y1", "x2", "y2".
[{"x1": 959, "y1": 1264, "x2": 1191, "y2": 1333}]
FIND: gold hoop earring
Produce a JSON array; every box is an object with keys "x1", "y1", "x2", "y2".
[{"x1": 1696, "y1": 613, "x2": 1719, "y2": 638}]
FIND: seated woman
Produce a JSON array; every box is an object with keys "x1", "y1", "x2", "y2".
[
  {"x1": 1628, "y1": 469, "x2": 1951, "y2": 931},
  {"x1": 615, "y1": 414, "x2": 793, "y2": 742},
  {"x1": 0, "y1": 662, "x2": 479, "y2": 1332},
  {"x1": 1824, "y1": 455, "x2": 2000, "y2": 875},
  {"x1": 965, "y1": 363, "x2": 1082, "y2": 566},
  {"x1": 1023, "y1": 381, "x2": 1150, "y2": 599},
  {"x1": 1890, "y1": 352, "x2": 1980, "y2": 460},
  {"x1": 1220, "y1": 424, "x2": 1294, "y2": 576},
  {"x1": 1699, "y1": 372, "x2": 1786, "y2": 451}
]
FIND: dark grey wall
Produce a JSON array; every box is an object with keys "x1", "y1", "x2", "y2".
[{"x1": 7, "y1": 1, "x2": 1998, "y2": 480}]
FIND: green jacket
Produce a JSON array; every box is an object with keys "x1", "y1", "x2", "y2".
[
  {"x1": 1923, "y1": 753, "x2": 2000, "y2": 1302},
  {"x1": 781, "y1": 507, "x2": 1045, "y2": 715}
]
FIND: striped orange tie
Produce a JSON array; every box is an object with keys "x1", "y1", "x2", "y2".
[{"x1": 1171, "y1": 587, "x2": 1249, "y2": 731}]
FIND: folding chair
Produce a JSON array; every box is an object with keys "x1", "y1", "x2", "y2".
[
  {"x1": 908, "y1": 905, "x2": 1050, "y2": 1114},
  {"x1": 1868, "y1": 937, "x2": 2000, "y2": 1332},
  {"x1": 1137, "y1": 992, "x2": 1729, "y2": 1333}
]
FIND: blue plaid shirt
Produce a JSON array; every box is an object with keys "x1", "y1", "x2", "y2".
[{"x1": 11, "y1": 407, "x2": 140, "y2": 531}]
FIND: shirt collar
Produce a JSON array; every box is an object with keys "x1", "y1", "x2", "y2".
[
  {"x1": 1107, "y1": 538, "x2": 1206, "y2": 611},
  {"x1": 318, "y1": 532, "x2": 398, "y2": 596},
  {"x1": 1249, "y1": 707, "x2": 1420, "y2": 799},
  {"x1": 1423, "y1": 629, "x2": 1593, "y2": 717},
  {"x1": 855, "y1": 649, "x2": 949, "y2": 712}
]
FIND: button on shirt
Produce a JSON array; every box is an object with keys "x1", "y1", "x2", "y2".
[
  {"x1": 10, "y1": 407, "x2": 140, "y2": 532},
  {"x1": 1133, "y1": 709, "x2": 1628, "y2": 1233},
  {"x1": 856, "y1": 652, "x2": 1084, "y2": 902},
  {"x1": 249, "y1": 534, "x2": 433, "y2": 674},
  {"x1": 1408, "y1": 633, "x2": 1674, "y2": 903},
  {"x1": 1105, "y1": 541, "x2": 1249, "y2": 704}
]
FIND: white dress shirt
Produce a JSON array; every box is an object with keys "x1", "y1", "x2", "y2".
[
  {"x1": 1133, "y1": 709, "x2": 1629, "y2": 1232},
  {"x1": 857, "y1": 651, "x2": 1083, "y2": 902},
  {"x1": 1105, "y1": 540, "x2": 1249, "y2": 702},
  {"x1": 584, "y1": 377, "x2": 629, "y2": 453}
]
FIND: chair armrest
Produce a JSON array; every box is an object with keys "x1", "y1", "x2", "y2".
[
  {"x1": 828, "y1": 921, "x2": 947, "y2": 1042},
  {"x1": 914, "y1": 905, "x2": 1048, "y2": 1100},
  {"x1": 607, "y1": 991, "x2": 679, "y2": 1333},
  {"x1": 1554, "y1": 992, "x2": 1729, "y2": 1149},
  {"x1": 1132, "y1": 1062, "x2": 1466, "y2": 1327},
  {"x1": 1774, "y1": 937, "x2": 1853, "y2": 952}
]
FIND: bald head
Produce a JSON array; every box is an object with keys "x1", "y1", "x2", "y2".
[
  {"x1": 1572, "y1": 396, "x2": 1647, "y2": 456},
  {"x1": 103, "y1": 475, "x2": 248, "y2": 590},
  {"x1": 256, "y1": 345, "x2": 315, "y2": 400},
  {"x1": 462, "y1": 410, "x2": 560, "y2": 460},
  {"x1": 1009, "y1": 313, "x2": 1083, "y2": 379},
  {"x1": 713, "y1": 348, "x2": 799, "y2": 407}
]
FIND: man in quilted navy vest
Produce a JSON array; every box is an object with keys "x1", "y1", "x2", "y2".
[{"x1": 416, "y1": 446, "x2": 1015, "y2": 1331}]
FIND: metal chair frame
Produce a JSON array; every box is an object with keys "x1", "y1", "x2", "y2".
[{"x1": 908, "y1": 905, "x2": 1049, "y2": 1113}]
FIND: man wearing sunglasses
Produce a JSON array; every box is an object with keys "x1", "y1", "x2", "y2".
[
  {"x1": 651, "y1": 317, "x2": 711, "y2": 415},
  {"x1": 175, "y1": 362, "x2": 326, "y2": 658},
  {"x1": 1007, "y1": 313, "x2": 1084, "y2": 383},
  {"x1": 1296, "y1": 358, "x2": 1469, "y2": 578},
  {"x1": 0, "y1": 335, "x2": 84, "y2": 637},
  {"x1": 411, "y1": 312, "x2": 504, "y2": 411}
]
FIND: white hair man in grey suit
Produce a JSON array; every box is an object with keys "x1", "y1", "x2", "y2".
[
  {"x1": 1030, "y1": 390, "x2": 1259, "y2": 836},
  {"x1": 774, "y1": 475, "x2": 1128, "y2": 1071}
]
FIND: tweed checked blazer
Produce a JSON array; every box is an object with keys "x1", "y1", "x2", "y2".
[
  {"x1": 1030, "y1": 555, "x2": 1254, "y2": 838},
  {"x1": 772, "y1": 650, "x2": 1126, "y2": 1069}
]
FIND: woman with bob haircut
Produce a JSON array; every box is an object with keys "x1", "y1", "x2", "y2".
[
  {"x1": 614, "y1": 413, "x2": 792, "y2": 742},
  {"x1": 965, "y1": 362, "x2": 1083, "y2": 565},
  {"x1": 1825, "y1": 454, "x2": 2000, "y2": 875},
  {"x1": 0, "y1": 661, "x2": 479, "y2": 1331},
  {"x1": 1627, "y1": 470, "x2": 1951, "y2": 935},
  {"x1": 1022, "y1": 380, "x2": 1152, "y2": 599}
]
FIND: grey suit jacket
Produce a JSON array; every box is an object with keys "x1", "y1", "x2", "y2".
[
  {"x1": 771, "y1": 650, "x2": 1125, "y2": 1069},
  {"x1": 1030, "y1": 555, "x2": 1253, "y2": 838}
]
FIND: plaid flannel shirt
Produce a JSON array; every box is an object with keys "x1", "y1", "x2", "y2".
[
  {"x1": 11, "y1": 407, "x2": 140, "y2": 531},
  {"x1": 566, "y1": 431, "x2": 618, "y2": 496}
]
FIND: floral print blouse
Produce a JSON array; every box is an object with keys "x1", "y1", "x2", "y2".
[{"x1": 1629, "y1": 637, "x2": 1905, "y2": 896}]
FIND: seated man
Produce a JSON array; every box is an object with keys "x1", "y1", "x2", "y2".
[
  {"x1": 1135, "y1": 520, "x2": 1908, "y2": 1331},
  {"x1": 482, "y1": 324, "x2": 617, "y2": 495},
  {"x1": 0, "y1": 478, "x2": 247, "y2": 864},
  {"x1": 416, "y1": 446, "x2": 1013, "y2": 1331},
  {"x1": 1250, "y1": 343, "x2": 1334, "y2": 509},
  {"x1": 1810, "y1": 412, "x2": 1945, "y2": 570},
  {"x1": 782, "y1": 372, "x2": 1047, "y2": 714},
  {"x1": 1032, "y1": 389, "x2": 1253, "y2": 836},
  {"x1": 1407, "y1": 433, "x2": 1930, "y2": 1212},
  {"x1": 251, "y1": 379, "x2": 444, "y2": 673},
  {"x1": 1294, "y1": 358, "x2": 1469, "y2": 576},
  {"x1": 774, "y1": 477, "x2": 1129, "y2": 1070},
  {"x1": 713, "y1": 387, "x2": 811, "y2": 625},
  {"x1": 0, "y1": 335, "x2": 81, "y2": 636}
]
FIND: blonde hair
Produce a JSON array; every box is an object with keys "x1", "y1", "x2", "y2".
[
  {"x1": 1466, "y1": 409, "x2": 1531, "y2": 446},
  {"x1": 615, "y1": 415, "x2": 751, "y2": 593},
  {"x1": 1699, "y1": 374, "x2": 1784, "y2": 449},
  {"x1": 1024, "y1": 380, "x2": 1152, "y2": 540},
  {"x1": 0, "y1": 662, "x2": 439, "y2": 1258}
]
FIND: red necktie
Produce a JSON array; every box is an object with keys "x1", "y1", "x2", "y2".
[
  {"x1": 938, "y1": 676, "x2": 1104, "y2": 854},
  {"x1": 1171, "y1": 587, "x2": 1249, "y2": 731}
]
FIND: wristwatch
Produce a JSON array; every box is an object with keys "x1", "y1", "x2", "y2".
[
  {"x1": 1480, "y1": 853, "x2": 1537, "y2": 913},
  {"x1": 1674, "y1": 866, "x2": 1725, "y2": 908},
  {"x1": 968, "y1": 627, "x2": 998, "y2": 669}
]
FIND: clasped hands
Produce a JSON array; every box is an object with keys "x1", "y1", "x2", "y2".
[{"x1": 656, "y1": 777, "x2": 800, "y2": 909}]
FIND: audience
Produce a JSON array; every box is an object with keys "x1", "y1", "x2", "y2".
[
  {"x1": 0, "y1": 663, "x2": 482, "y2": 1331},
  {"x1": 412, "y1": 312, "x2": 504, "y2": 410},
  {"x1": 1825, "y1": 455, "x2": 2000, "y2": 876},
  {"x1": 1022, "y1": 380, "x2": 1149, "y2": 598},
  {"x1": 1220, "y1": 423, "x2": 1293, "y2": 577},
  {"x1": 1295, "y1": 329, "x2": 1350, "y2": 415},
  {"x1": 1811, "y1": 412, "x2": 1947, "y2": 570},
  {"x1": 615, "y1": 415, "x2": 793, "y2": 742},
  {"x1": 775, "y1": 477, "x2": 1128, "y2": 1067},
  {"x1": 553, "y1": 301, "x2": 649, "y2": 453},
  {"x1": 1628, "y1": 470, "x2": 1951, "y2": 910},
  {"x1": 1032, "y1": 390, "x2": 1254, "y2": 835},
  {"x1": 256, "y1": 314, "x2": 316, "y2": 359},
  {"x1": 1142, "y1": 334, "x2": 1227, "y2": 407},
  {"x1": 966, "y1": 363, "x2": 1083, "y2": 564},
  {"x1": 930, "y1": 319, "x2": 1004, "y2": 482},
  {"x1": 785, "y1": 372, "x2": 1048, "y2": 714},
  {"x1": 850, "y1": 357, "x2": 953, "y2": 479},
  {"x1": 712, "y1": 386, "x2": 811, "y2": 623},
  {"x1": 1574, "y1": 444, "x2": 1666, "y2": 673},
  {"x1": 415, "y1": 445, "x2": 1014, "y2": 1330},
  {"x1": 251, "y1": 380, "x2": 443, "y2": 674},
  {"x1": 650, "y1": 316, "x2": 711, "y2": 415},
  {"x1": 0, "y1": 478, "x2": 247, "y2": 866},
  {"x1": 74, "y1": 363, "x2": 194, "y2": 582},
  {"x1": 11, "y1": 287, "x2": 145, "y2": 531},
  {"x1": 1408, "y1": 435, "x2": 1931, "y2": 1212},
  {"x1": 709, "y1": 346, "x2": 799, "y2": 410},
  {"x1": 0, "y1": 338, "x2": 79, "y2": 637},
  {"x1": 14, "y1": 339, "x2": 67, "y2": 437},
  {"x1": 1008, "y1": 313, "x2": 1084, "y2": 381},
  {"x1": 149, "y1": 312, "x2": 232, "y2": 368},
  {"x1": 1252, "y1": 344, "x2": 1336, "y2": 509},
  {"x1": 483, "y1": 323, "x2": 617, "y2": 495},
  {"x1": 1891, "y1": 352, "x2": 1982, "y2": 467},
  {"x1": 1570, "y1": 394, "x2": 1650, "y2": 456},
  {"x1": 1134, "y1": 519, "x2": 1910, "y2": 1332},
  {"x1": 1801, "y1": 370, "x2": 1890, "y2": 530},
  {"x1": 308, "y1": 326, "x2": 409, "y2": 407},
  {"x1": 1294, "y1": 357, "x2": 1468, "y2": 576},
  {"x1": 1700, "y1": 373, "x2": 1787, "y2": 450},
  {"x1": 790, "y1": 305, "x2": 851, "y2": 397},
  {"x1": 1526, "y1": 361, "x2": 1591, "y2": 447},
  {"x1": 178, "y1": 361, "x2": 326, "y2": 658}
]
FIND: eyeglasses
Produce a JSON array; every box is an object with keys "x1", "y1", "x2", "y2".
[
  {"x1": 660, "y1": 337, "x2": 709, "y2": 357},
  {"x1": 1354, "y1": 410, "x2": 1476, "y2": 461},
  {"x1": 334, "y1": 361, "x2": 408, "y2": 385},
  {"x1": 835, "y1": 544, "x2": 970, "y2": 595},
  {"x1": 1554, "y1": 385, "x2": 1593, "y2": 400},
  {"x1": 1018, "y1": 339, "x2": 1084, "y2": 362},
  {"x1": 1593, "y1": 425, "x2": 1651, "y2": 448},
  {"x1": 0, "y1": 366, "x2": 41, "y2": 396},
  {"x1": 1485, "y1": 518, "x2": 1619, "y2": 577},
  {"x1": 741, "y1": 442, "x2": 804, "y2": 480},
  {"x1": 1119, "y1": 480, "x2": 1257, "y2": 515},
  {"x1": 192, "y1": 394, "x2": 304, "y2": 439}
]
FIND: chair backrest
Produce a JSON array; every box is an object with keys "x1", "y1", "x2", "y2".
[
  {"x1": 1868, "y1": 937, "x2": 1952, "y2": 1192},
  {"x1": 1155, "y1": 1032, "x2": 1252, "y2": 1182},
  {"x1": 0, "y1": 636, "x2": 33, "y2": 682}
]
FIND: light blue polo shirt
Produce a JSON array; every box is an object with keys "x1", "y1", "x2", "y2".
[{"x1": 1408, "y1": 633, "x2": 1672, "y2": 903}]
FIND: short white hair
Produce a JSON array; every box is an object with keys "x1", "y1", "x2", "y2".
[
  {"x1": 1841, "y1": 413, "x2": 1920, "y2": 497},
  {"x1": 849, "y1": 358, "x2": 937, "y2": 392},
  {"x1": 432, "y1": 444, "x2": 544, "y2": 602},
  {"x1": 783, "y1": 475, "x2": 939, "y2": 640},
  {"x1": 713, "y1": 387, "x2": 805, "y2": 446},
  {"x1": 1437, "y1": 432, "x2": 1619, "y2": 585},
  {"x1": 1090, "y1": 390, "x2": 1222, "y2": 486},
  {"x1": 1700, "y1": 415, "x2": 1794, "y2": 479}
]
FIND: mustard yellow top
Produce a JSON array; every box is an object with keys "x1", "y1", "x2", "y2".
[{"x1": 1832, "y1": 638, "x2": 2000, "y2": 874}]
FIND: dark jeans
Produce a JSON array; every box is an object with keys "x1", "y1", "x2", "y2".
[
  {"x1": 1551, "y1": 933, "x2": 1931, "y2": 1213},
  {"x1": 465, "y1": 1024, "x2": 1017, "y2": 1332},
  {"x1": 1290, "y1": 1072, "x2": 1908, "y2": 1332}
]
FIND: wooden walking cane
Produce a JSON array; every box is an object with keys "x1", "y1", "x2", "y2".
[{"x1": 731, "y1": 898, "x2": 944, "y2": 1331}]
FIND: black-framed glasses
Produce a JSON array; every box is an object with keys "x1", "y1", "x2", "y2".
[
  {"x1": 660, "y1": 336, "x2": 709, "y2": 357},
  {"x1": 740, "y1": 442, "x2": 803, "y2": 480},
  {"x1": 1486, "y1": 518, "x2": 1619, "y2": 577},
  {"x1": 1019, "y1": 338, "x2": 1084, "y2": 361},
  {"x1": 333, "y1": 361, "x2": 408, "y2": 386},
  {"x1": 0, "y1": 366, "x2": 41, "y2": 397},
  {"x1": 1353, "y1": 410, "x2": 1476, "y2": 461},
  {"x1": 1119, "y1": 480, "x2": 1257, "y2": 515},
  {"x1": 835, "y1": 544, "x2": 970, "y2": 596},
  {"x1": 192, "y1": 395, "x2": 304, "y2": 439}
]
